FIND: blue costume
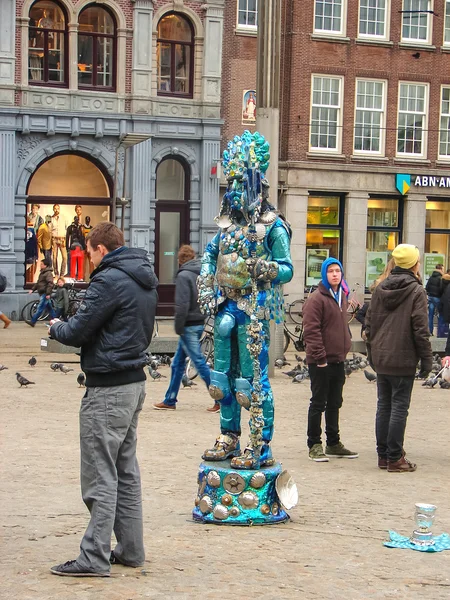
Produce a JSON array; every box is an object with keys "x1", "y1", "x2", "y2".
[{"x1": 197, "y1": 131, "x2": 293, "y2": 469}]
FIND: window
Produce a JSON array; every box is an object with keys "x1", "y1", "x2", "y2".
[
  {"x1": 28, "y1": 1, "x2": 67, "y2": 86},
  {"x1": 396, "y1": 82, "x2": 428, "y2": 157},
  {"x1": 237, "y1": 0, "x2": 258, "y2": 29},
  {"x1": 440, "y1": 87, "x2": 450, "y2": 159},
  {"x1": 358, "y1": 0, "x2": 388, "y2": 39},
  {"x1": 78, "y1": 6, "x2": 116, "y2": 90},
  {"x1": 425, "y1": 201, "x2": 450, "y2": 270},
  {"x1": 445, "y1": 1, "x2": 450, "y2": 44},
  {"x1": 157, "y1": 13, "x2": 194, "y2": 97},
  {"x1": 354, "y1": 79, "x2": 386, "y2": 154},
  {"x1": 401, "y1": 0, "x2": 432, "y2": 44},
  {"x1": 310, "y1": 75, "x2": 343, "y2": 152},
  {"x1": 314, "y1": 0, "x2": 346, "y2": 35},
  {"x1": 366, "y1": 198, "x2": 402, "y2": 287},
  {"x1": 306, "y1": 195, "x2": 343, "y2": 285}
]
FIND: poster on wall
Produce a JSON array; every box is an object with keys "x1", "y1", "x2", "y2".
[
  {"x1": 366, "y1": 252, "x2": 389, "y2": 289},
  {"x1": 242, "y1": 90, "x2": 256, "y2": 124},
  {"x1": 306, "y1": 249, "x2": 329, "y2": 287},
  {"x1": 424, "y1": 253, "x2": 445, "y2": 285}
]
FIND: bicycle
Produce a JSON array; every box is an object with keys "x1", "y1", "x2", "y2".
[
  {"x1": 185, "y1": 316, "x2": 215, "y2": 380},
  {"x1": 21, "y1": 283, "x2": 86, "y2": 322}
]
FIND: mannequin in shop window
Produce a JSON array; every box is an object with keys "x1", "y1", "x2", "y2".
[
  {"x1": 66, "y1": 216, "x2": 86, "y2": 279},
  {"x1": 37, "y1": 215, "x2": 53, "y2": 265},
  {"x1": 26, "y1": 221, "x2": 39, "y2": 283},
  {"x1": 83, "y1": 216, "x2": 94, "y2": 279},
  {"x1": 51, "y1": 204, "x2": 69, "y2": 277},
  {"x1": 28, "y1": 204, "x2": 44, "y2": 233}
]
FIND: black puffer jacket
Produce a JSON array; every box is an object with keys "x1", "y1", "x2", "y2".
[
  {"x1": 50, "y1": 247, "x2": 158, "y2": 387},
  {"x1": 425, "y1": 270, "x2": 442, "y2": 298},
  {"x1": 174, "y1": 258, "x2": 204, "y2": 335}
]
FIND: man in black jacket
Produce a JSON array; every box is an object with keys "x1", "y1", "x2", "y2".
[
  {"x1": 153, "y1": 245, "x2": 213, "y2": 411},
  {"x1": 425, "y1": 263, "x2": 444, "y2": 335},
  {"x1": 49, "y1": 222, "x2": 158, "y2": 577}
]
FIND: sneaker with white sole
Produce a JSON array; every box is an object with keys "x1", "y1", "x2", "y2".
[
  {"x1": 325, "y1": 442, "x2": 359, "y2": 459},
  {"x1": 308, "y1": 444, "x2": 329, "y2": 462}
]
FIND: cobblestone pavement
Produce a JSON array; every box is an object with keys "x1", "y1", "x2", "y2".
[{"x1": 1, "y1": 324, "x2": 450, "y2": 600}]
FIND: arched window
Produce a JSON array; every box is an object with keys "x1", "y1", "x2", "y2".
[
  {"x1": 78, "y1": 5, "x2": 116, "y2": 90},
  {"x1": 157, "y1": 13, "x2": 194, "y2": 98},
  {"x1": 28, "y1": 1, "x2": 68, "y2": 86}
]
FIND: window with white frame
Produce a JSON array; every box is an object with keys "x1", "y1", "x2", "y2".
[
  {"x1": 358, "y1": 0, "x2": 388, "y2": 38},
  {"x1": 401, "y1": 0, "x2": 432, "y2": 44},
  {"x1": 310, "y1": 75, "x2": 343, "y2": 152},
  {"x1": 314, "y1": 0, "x2": 345, "y2": 35},
  {"x1": 354, "y1": 79, "x2": 386, "y2": 154},
  {"x1": 237, "y1": 0, "x2": 258, "y2": 29},
  {"x1": 439, "y1": 87, "x2": 450, "y2": 158},
  {"x1": 444, "y1": 1, "x2": 450, "y2": 44},
  {"x1": 397, "y1": 82, "x2": 428, "y2": 157}
]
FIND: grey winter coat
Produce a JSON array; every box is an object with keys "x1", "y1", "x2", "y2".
[
  {"x1": 174, "y1": 258, "x2": 204, "y2": 335},
  {"x1": 50, "y1": 247, "x2": 158, "y2": 387}
]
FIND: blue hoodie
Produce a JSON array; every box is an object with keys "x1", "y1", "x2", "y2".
[{"x1": 320, "y1": 257, "x2": 349, "y2": 297}]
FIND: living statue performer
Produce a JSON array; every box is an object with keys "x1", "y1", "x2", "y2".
[{"x1": 197, "y1": 130, "x2": 293, "y2": 470}]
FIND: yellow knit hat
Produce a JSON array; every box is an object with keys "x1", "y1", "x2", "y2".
[{"x1": 392, "y1": 244, "x2": 420, "y2": 269}]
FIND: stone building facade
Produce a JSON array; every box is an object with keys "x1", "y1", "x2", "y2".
[
  {"x1": 0, "y1": 0, "x2": 224, "y2": 316},
  {"x1": 221, "y1": 1, "x2": 450, "y2": 297}
]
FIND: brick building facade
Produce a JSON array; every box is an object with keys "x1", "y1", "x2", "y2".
[{"x1": 222, "y1": 0, "x2": 450, "y2": 296}]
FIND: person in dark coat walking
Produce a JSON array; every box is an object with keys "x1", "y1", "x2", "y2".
[
  {"x1": 425, "y1": 264, "x2": 444, "y2": 335},
  {"x1": 302, "y1": 257, "x2": 358, "y2": 462},
  {"x1": 48, "y1": 222, "x2": 158, "y2": 577},
  {"x1": 153, "y1": 245, "x2": 213, "y2": 411},
  {"x1": 26, "y1": 257, "x2": 56, "y2": 326},
  {"x1": 366, "y1": 244, "x2": 432, "y2": 473}
]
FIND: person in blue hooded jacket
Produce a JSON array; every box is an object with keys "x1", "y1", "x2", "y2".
[{"x1": 302, "y1": 257, "x2": 358, "y2": 462}]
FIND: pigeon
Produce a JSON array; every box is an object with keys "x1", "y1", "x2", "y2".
[
  {"x1": 16, "y1": 372, "x2": 35, "y2": 387},
  {"x1": 275, "y1": 357, "x2": 290, "y2": 368},
  {"x1": 0, "y1": 364, "x2": 8, "y2": 371},
  {"x1": 148, "y1": 367, "x2": 166, "y2": 381},
  {"x1": 364, "y1": 369, "x2": 377, "y2": 383},
  {"x1": 439, "y1": 380, "x2": 450, "y2": 389},
  {"x1": 182, "y1": 374, "x2": 196, "y2": 388},
  {"x1": 422, "y1": 377, "x2": 438, "y2": 388},
  {"x1": 344, "y1": 364, "x2": 352, "y2": 378},
  {"x1": 292, "y1": 373, "x2": 306, "y2": 383},
  {"x1": 295, "y1": 354, "x2": 304, "y2": 364},
  {"x1": 28, "y1": 356, "x2": 37, "y2": 368},
  {"x1": 77, "y1": 373, "x2": 86, "y2": 388},
  {"x1": 283, "y1": 367, "x2": 301, "y2": 377},
  {"x1": 59, "y1": 365, "x2": 74, "y2": 374},
  {"x1": 50, "y1": 363, "x2": 62, "y2": 371}
]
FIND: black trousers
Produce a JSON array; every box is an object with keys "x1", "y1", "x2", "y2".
[
  {"x1": 375, "y1": 374, "x2": 414, "y2": 462},
  {"x1": 307, "y1": 363, "x2": 345, "y2": 449}
]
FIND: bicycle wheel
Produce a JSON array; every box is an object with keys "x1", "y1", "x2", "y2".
[
  {"x1": 21, "y1": 299, "x2": 49, "y2": 322},
  {"x1": 288, "y1": 299, "x2": 304, "y2": 325},
  {"x1": 67, "y1": 300, "x2": 81, "y2": 318},
  {"x1": 186, "y1": 334, "x2": 214, "y2": 381}
]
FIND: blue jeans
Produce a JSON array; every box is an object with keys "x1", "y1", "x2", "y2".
[
  {"x1": 428, "y1": 296, "x2": 444, "y2": 335},
  {"x1": 31, "y1": 294, "x2": 56, "y2": 324},
  {"x1": 163, "y1": 325, "x2": 211, "y2": 406}
]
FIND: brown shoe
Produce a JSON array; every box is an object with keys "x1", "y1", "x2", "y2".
[
  {"x1": 378, "y1": 456, "x2": 388, "y2": 469},
  {"x1": 152, "y1": 402, "x2": 176, "y2": 411},
  {"x1": 206, "y1": 403, "x2": 220, "y2": 413},
  {"x1": 387, "y1": 455, "x2": 417, "y2": 473}
]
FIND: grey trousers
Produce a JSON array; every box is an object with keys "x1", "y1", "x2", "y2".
[{"x1": 77, "y1": 381, "x2": 146, "y2": 573}]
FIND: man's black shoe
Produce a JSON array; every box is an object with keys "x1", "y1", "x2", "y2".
[
  {"x1": 110, "y1": 551, "x2": 140, "y2": 567},
  {"x1": 50, "y1": 559, "x2": 110, "y2": 577}
]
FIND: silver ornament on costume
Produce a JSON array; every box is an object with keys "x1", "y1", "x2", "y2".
[
  {"x1": 223, "y1": 473, "x2": 246, "y2": 494},
  {"x1": 199, "y1": 495, "x2": 213, "y2": 514},
  {"x1": 229, "y1": 506, "x2": 240, "y2": 517},
  {"x1": 275, "y1": 470, "x2": 298, "y2": 510},
  {"x1": 221, "y1": 494, "x2": 233, "y2": 506},
  {"x1": 207, "y1": 471, "x2": 221, "y2": 488},
  {"x1": 238, "y1": 491, "x2": 259, "y2": 509},
  {"x1": 260, "y1": 504, "x2": 271, "y2": 515},
  {"x1": 255, "y1": 223, "x2": 266, "y2": 240},
  {"x1": 249, "y1": 472, "x2": 266, "y2": 489},
  {"x1": 272, "y1": 502, "x2": 279, "y2": 515},
  {"x1": 213, "y1": 504, "x2": 229, "y2": 520}
]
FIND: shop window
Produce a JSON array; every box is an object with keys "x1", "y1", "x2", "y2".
[
  {"x1": 401, "y1": 0, "x2": 432, "y2": 45},
  {"x1": 354, "y1": 79, "x2": 386, "y2": 155},
  {"x1": 314, "y1": 0, "x2": 347, "y2": 36},
  {"x1": 25, "y1": 154, "x2": 112, "y2": 285},
  {"x1": 310, "y1": 75, "x2": 343, "y2": 152},
  {"x1": 358, "y1": 0, "x2": 389, "y2": 39},
  {"x1": 237, "y1": 0, "x2": 258, "y2": 30},
  {"x1": 78, "y1": 5, "x2": 116, "y2": 90},
  {"x1": 425, "y1": 200, "x2": 450, "y2": 272},
  {"x1": 157, "y1": 13, "x2": 194, "y2": 98},
  {"x1": 396, "y1": 82, "x2": 428, "y2": 158},
  {"x1": 28, "y1": 0, "x2": 68, "y2": 86},
  {"x1": 366, "y1": 198, "x2": 402, "y2": 288},
  {"x1": 306, "y1": 195, "x2": 343, "y2": 287}
]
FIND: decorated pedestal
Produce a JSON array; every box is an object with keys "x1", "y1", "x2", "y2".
[{"x1": 193, "y1": 460, "x2": 290, "y2": 525}]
